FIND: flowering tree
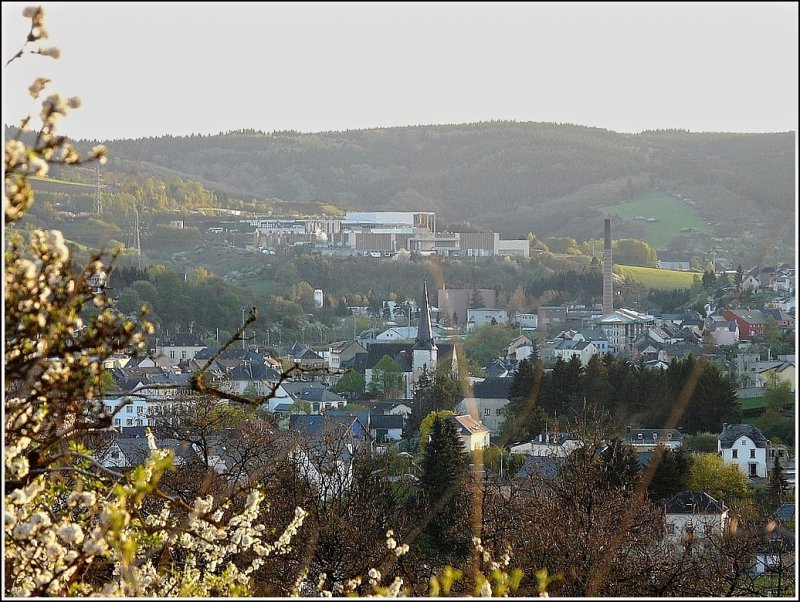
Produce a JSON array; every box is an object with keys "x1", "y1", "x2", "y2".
[{"x1": 3, "y1": 7, "x2": 307, "y2": 597}]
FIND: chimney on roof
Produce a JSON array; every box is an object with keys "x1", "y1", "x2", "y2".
[
  {"x1": 723, "y1": 422, "x2": 728, "y2": 431},
  {"x1": 626, "y1": 425, "x2": 631, "y2": 434}
]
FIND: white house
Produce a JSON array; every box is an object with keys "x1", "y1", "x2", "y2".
[
  {"x1": 553, "y1": 339, "x2": 599, "y2": 366},
  {"x1": 510, "y1": 432, "x2": 583, "y2": 457},
  {"x1": 155, "y1": 332, "x2": 207, "y2": 362},
  {"x1": 452, "y1": 415, "x2": 491, "y2": 452},
  {"x1": 369, "y1": 414, "x2": 404, "y2": 443},
  {"x1": 718, "y1": 423, "x2": 770, "y2": 478},
  {"x1": 664, "y1": 491, "x2": 729, "y2": 550}
]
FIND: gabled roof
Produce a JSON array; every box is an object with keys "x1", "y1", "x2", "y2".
[
  {"x1": 471, "y1": 377, "x2": 512, "y2": 399},
  {"x1": 725, "y1": 309, "x2": 767, "y2": 325},
  {"x1": 452, "y1": 414, "x2": 490, "y2": 436},
  {"x1": 665, "y1": 491, "x2": 726, "y2": 514},
  {"x1": 229, "y1": 362, "x2": 281, "y2": 381},
  {"x1": 288, "y1": 414, "x2": 368, "y2": 439},
  {"x1": 719, "y1": 424, "x2": 769, "y2": 449},
  {"x1": 625, "y1": 428, "x2": 684, "y2": 444},
  {"x1": 515, "y1": 455, "x2": 564, "y2": 480},
  {"x1": 484, "y1": 359, "x2": 511, "y2": 378},
  {"x1": 161, "y1": 332, "x2": 205, "y2": 347},
  {"x1": 369, "y1": 414, "x2": 404, "y2": 430}
]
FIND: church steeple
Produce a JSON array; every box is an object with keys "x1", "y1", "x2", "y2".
[{"x1": 414, "y1": 279, "x2": 437, "y2": 351}]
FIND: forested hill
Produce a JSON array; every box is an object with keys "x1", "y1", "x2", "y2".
[{"x1": 99, "y1": 122, "x2": 794, "y2": 243}]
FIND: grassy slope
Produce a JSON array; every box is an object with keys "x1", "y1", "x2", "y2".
[
  {"x1": 599, "y1": 190, "x2": 713, "y2": 250},
  {"x1": 616, "y1": 264, "x2": 700, "y2": 290}
]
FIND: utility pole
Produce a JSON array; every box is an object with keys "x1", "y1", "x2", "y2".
[
  {"x1": 134, "y1": 205, "x2": 141, "y2": 270},
  {"x1": 94, "y1": 163, "x2": 103, "y2": 216}
]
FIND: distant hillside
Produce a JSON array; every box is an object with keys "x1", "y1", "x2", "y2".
[{"x1": 88, "y1": 122, "x2": 793, "y2": 262}]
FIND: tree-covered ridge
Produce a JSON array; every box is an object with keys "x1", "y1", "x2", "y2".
[{"x1": 93, "y1": 122, "x2": 794, "y2": 245}]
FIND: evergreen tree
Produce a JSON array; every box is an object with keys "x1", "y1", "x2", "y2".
[
  {"x1": 419, "y1": 416, "x2": 467, "y2": 500},
  {"x1": 769, "y1": 455, "x2": 788, "y2": 507},
  {"x1": 647, "y1": 445, "x2": 690, "y2": 502},
  {"x1": 417, "y1": 416, "x2": 469, "y2": 560},
  {"x1": 502, "y1": 357, "x2": 548, "y2": 443},
  {"x1": 597, "y1": 437, "x2": 641, "y2": 494}
]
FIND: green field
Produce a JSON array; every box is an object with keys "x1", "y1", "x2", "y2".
[
  {"x1": 599, "y1": 190, "x2": 713, "y2": 250},
  {"x1": 737, "y1": 397, "x2": 767, "y2": 411},
  {"x1": 616, "y1": 264, "x2": 700, "y2": 290}
]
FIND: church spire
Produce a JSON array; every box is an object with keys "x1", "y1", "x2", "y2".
[{"x1": 414, "y1": 279, "x2": 436, "y2": 350}]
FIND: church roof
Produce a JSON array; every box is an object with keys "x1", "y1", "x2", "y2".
[{"x1": 413, "y1": 280, "x2": 437, "y2": 351}]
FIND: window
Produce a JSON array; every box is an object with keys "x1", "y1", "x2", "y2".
[
  {"x1": 126, "y1": 406, "x2": 133, "y2": 413},
  {"x1": 114, "y1": 419, "x2": 120, "y2": 426},
  {"x1": 637, "y1": 433, "x2": 643, "y2": 440},
  {"x1": 741, "y1": 439, "x2": 747, "y2": 446},
  {"x1": 750, "y1": 449, "x2": 756, "y2": 459},
  {"x1": 137, "y1": 406, "x2": 144, "y2": 415},
  {"x1": 667, "y1": 523, "x2": 675, "y2": 535},
  {"x1": 181, "y1": 350, "x2": 187, "y2": 359},
  {"x1": 749, "y1": 464, "x2": 758, "y2": 477},
  {"x1": 496, "y1": 408, "x2": 502, "y2": 416},
  {"x1": 126, "y1": 419, "x2": 133, "y2": 426},
  {"x1": 110, "y1": 451, "x2": 119, "y2": 459},
  {"x1": 484, "y1": 408, "x2": 490, "y2": 416},
  {"x1": 104, "y1": 405, "x2": 112, "y2": 413},
  {"x1": 732, "y1": 449, "x2": 738, "y2": 459},
  {"x1": 170, "y1": 350, "x2": 175, "y2": 359}
]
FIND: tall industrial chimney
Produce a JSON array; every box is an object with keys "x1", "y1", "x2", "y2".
[{"x1": 603, "y1": 218, "x2": 613, "y2": 316}]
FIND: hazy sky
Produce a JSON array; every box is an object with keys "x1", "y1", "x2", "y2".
[{"x1": 2, "y1": 1, "x2": 798, "y2": 141}]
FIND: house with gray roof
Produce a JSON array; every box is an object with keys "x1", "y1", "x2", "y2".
[
  {"x1": 664, "y1": 491, "x2": 729, "y2": 550},
  {"x1": 625, "y1": 427, "x2": 684, "y2": 450},
  {"x1": 718, "y1": 423, "x2": 770, "y2": 478}
]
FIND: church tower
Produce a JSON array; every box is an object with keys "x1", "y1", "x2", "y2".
[{"x1": 412, "y1": 279, "x2": 438, "y2": 378}]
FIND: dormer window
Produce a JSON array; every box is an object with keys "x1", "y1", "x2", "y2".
[
  {"x1": 637, "y1": 433, "x2": 643, "y2": 440},
  {"x1": 667, "y1": 433, "x2": 672, "y2": 440}
]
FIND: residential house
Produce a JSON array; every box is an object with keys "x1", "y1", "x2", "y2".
[
  {"x1": 376, "y1": 327, "x2": 418, "y2": 342},
  {"x1": 664, "y1": 491, "x2": 729, "y2": 551},
  {"x1": 288, "y1": 344, "x2": 326, "y2": 370},
  {"x1": 721, "y1": 309, "x2": 767, "y2": 339},
  {"x1": 510, "y1": 431, "x2": 583, "y2": 457},
  {"x1": 369, "y1": 414, "x2": 404, "y2": 443},
  {"x1": 754, "y1": 361, "x2": 796, "y2": 392},
  {"x1": 288, "y1": 414, "x2": 373, "y2": 500},
  {"x1": 705, "y1": 316, "x2": 740, "y2": 346},
  {"x1": 456, "y1": 377, "x2": 512, "y2": 436},
  {"x1": 155, "y1": 332, "x2": 207, "y2": 362},
  {"x1": 331, "y1": 342, "x2": 368, "y2": 378},
  {"x1": 624, "y1": 427, "x2": 684, "y2": 451},
  {"x1": 451, "y1": 414, "x2": 491, "y2": 452},
  {"x1": 505, "y1": 335, "x2": 533, "y2": 363},
  {"x1": 282, "y1": 382, "x2": 347, "y2": 414},
  {"x1": 552, "y1": 339, "x2": 599, "y2": 366},
  {"x1": 718, "y1": 423, "x2": 770, "y2": 478}
]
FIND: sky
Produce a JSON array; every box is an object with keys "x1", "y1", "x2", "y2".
[{"x1": 2, "y1": 1, "x2": 798, "y2": 141}]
